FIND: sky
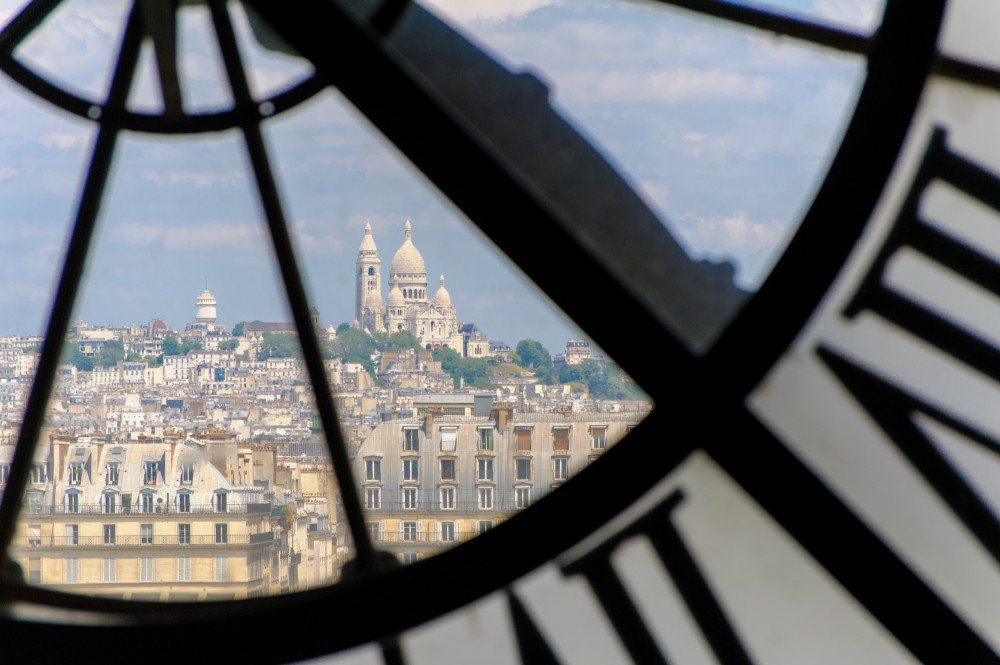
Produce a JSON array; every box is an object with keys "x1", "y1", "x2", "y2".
[{"x1": 0, "y1": 0, "x2": 880, "y2": 355}]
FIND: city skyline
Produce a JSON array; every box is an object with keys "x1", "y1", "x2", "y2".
[{"x1": 0, "y1": 0, "x2": 879, "y2": 355}]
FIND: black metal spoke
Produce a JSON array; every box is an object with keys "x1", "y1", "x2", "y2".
[
  {"x1": 139, "y1": 0, "x2": 183, "y2": 115},
  {"x1": 0, "y1": 3, "x2": 143, "y2": 560},
  {"x1": 649, "y1": 0, "x2": 870, "y2": 55},
  {"x1": 206, "y1": 0, "x2": 379, "y2": 573},
  {"x1": 0, "y1": 0, "x2": 63, "y2": 54}
]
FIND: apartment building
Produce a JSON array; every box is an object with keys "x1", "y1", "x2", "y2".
[{"x1": 351, "y1": 402, "x2": 647, "y2": 563}]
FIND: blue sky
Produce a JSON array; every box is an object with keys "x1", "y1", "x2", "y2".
[{"x1": 0, "y1": 0, "x2": 879, "y2": 354}]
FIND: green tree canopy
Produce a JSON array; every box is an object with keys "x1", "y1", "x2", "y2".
[
  {"x1": 218, "y1": 339, "x2": 239, "y2": 351},
  {"x1": 431, "y1": 347, "x2": 495, "y2": 390},
  {"x1": 326, "y1": 326, "x2": 378, "y2": 374},
  {"x1": 160, "y1": 335, "x2": 181, "y2": 356},
  {"x1": 180, "y1": 338, "x2": 202, "y2": 354},
  {"x1": 231, "y1": 321, "x2": 245, "y2": 337},
  {"x1": 515, "y1": 339, "x2": 552, "y2": 383},
  {"x1": 97, "y1": 338, "x2": 124, "y2": 368},
  {"x1": 65, "y1": 347, "x2": 94, "y2": 372},
  {"x1": 256, "y1": 333, "x2": 301, "y2": 360}
]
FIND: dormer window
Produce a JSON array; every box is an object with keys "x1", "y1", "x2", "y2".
[
  {"x1": 106, "y1": 462, "x2": 120, "y2": 486},
  {"x1": 68, "y1": 464, "x2": 83, "y2": 485},
  {"x1": 143, "y1": 460, "x2": 158, "y2": 485},
  {"x1": 180, "y1": 462, "x2": 194, "y2": 484},
  {"x1": 30, "y1": 463, "x2": 47, "y2": 484}
]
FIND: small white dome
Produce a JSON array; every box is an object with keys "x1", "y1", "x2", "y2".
[
  {"x1": 387, "y1": 286, "x2": 405, "y2": 307},
  {"x1": 431, "y1": 274, "x2": 451, "y2": 308},
  {"x1": 358, "y1": 220, "x2": 377, "y2": 253}
]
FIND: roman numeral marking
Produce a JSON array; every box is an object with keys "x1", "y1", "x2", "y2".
[
  {"x1": 510, "y1": 490, "x2": 754, "y2": 665},
  {"x1": 821, "y1": 126, "x2": 1000, "y2": 567}
]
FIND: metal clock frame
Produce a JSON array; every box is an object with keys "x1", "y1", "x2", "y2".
[{"x1": 0, "y1": 0, "x2": 994, "y2": 663}]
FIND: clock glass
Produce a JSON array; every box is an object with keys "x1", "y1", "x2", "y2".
[{"x1": 6, "y1": 1, "x2": 1000, "y2": 665}]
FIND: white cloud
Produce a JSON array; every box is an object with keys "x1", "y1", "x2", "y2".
[
  {"x1": 0, "y1": 167, "x2": 17, "y2": 181},
  {"x1": 674, "y1": 210, "x2": 788, "y2": 283},
  {"x1": 39, "y1": 132, "x2": 86, "y2": 149},
  {"x1": 423, "y1": 0, "x2": 558, "y2": 24},
  {"x1": 556, "y1": 68, "x2": 771, "y2": 104},
  {"x1": 810, "y1": 0, "x2": 883, "y2": 32},
  {"x1": 117, "y1": 221, "x2": 264, "y2": 250},
  {"x1": 139, "y1": 170, "x2": 243, "y2": 188}
]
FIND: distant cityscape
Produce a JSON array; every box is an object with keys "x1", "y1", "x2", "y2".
[{"x1": 1, "y1": 222, "x2": 651, "y2": 599}]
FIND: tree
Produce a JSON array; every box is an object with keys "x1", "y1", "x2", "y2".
[
  {"x1": 180, "y1": 338, "x2": 202, "y2": 354},
  {"x1": 126, "y1": 352, "x2": 142, "y2": 362},
  {"x1": 65, "y1": 347, "x2": 94, "y2": 372},
  {"x1": 256, "y1": 333, "x2": 300, "y2": 360},
  {"x1": 326, "y1": 326, "x2": 378, "y2": 374},
  {"x1": 97, "y1": 338, "x2": 124, "y2": 368},
  {"x1": 515, "y1": 339, "x2": 552, "y2": 383},
  {"x1": 160, "y1": 335, "x2": 181, "y2": 356},
  {"x1": 231, "y1": 321, "x2": 245, "y2": 337},
  {"x1": 218, "y1": 339, "x2": 239, "y2": 351},
  {"x1": 384, "y1": 330, "x2": 420, "y2": 352}
]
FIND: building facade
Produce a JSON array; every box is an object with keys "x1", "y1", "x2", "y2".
[{"x1": 351, "y1": 401, "x2": 647, "y2": 563}]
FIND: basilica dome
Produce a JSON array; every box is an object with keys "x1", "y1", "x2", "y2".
[
  {"x1": 390, "y1": 220, "x2": 426, "y2": 275},
  {"x1": 387, "y1": 285, "x2": 405, "y2": 307},
  {"x1": 431, "y1": 275, "x2": 451, "y2": 308}
]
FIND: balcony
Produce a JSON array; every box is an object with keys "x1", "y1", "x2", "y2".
[
  {"x1": 24, "y1": 502, "x2": 272, "y2": 516},
  {"x1": 12, "y1": 533, "x2": 274, "y2": 547}
]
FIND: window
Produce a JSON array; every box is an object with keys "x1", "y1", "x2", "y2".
[
  {"x1": 403, "y1": 427, "x2": 420, "y2": 452},
  {"x1": 143, "y1": 460, "x2": 158, "y2": 484},
  {"x1": 178, "y1": 524, "x2": 191, "y2": 545},
  {"x1": 553, "y1": 457, "x2": 569, "y2": 481},
  {"x1": 178, "y1": 493, "x2": 191, "y2": 513},
  {"x1": 65, "y1": 491, "x2": 79, "y2": 514},
  {"x1": 140, "y1": 523, "x2": 153, "y2": 545},
  {"x1": 591, "y1": 426, "x2": 607, "y2": 449},
  {"x1": 215, "y1": 555, "x2": 229, "y2": 582},
  {"x1": 215, "y1": 523, "x2": 228, "y2": 544},
  {"x1": 139, "y1": 556, "x2": 154, "y2": 582},
  {"x1": 401, "y1": 552, "x2": 422, "y2": 565},
  {"x1": 403, "y1": 487, "x2": 418, "y2": 510},
  {"x1": 180, "y1": 462, "x2": 194, "y2": 484},
  {"x1": 365, "y1": 488, "x2": 380, "y2": 510},
  {"x1": 68, "y1": 464, "x2": 82, "y2": 485},
  {"x1": 478, "y1": 487, "x2": 493, "y2": 510},
  {"x1": 365, "y1": 458, "x2": 381, "y2": 482},
  {"x1": 106, "y1": 462, "x2": 119, "y2": 485},
  {"x1": 215, "y1": 492, "x2": 228, "y2": 513},
  {"x1": 400, "y1": 521, "x2": 419, "y2": 542},
  {"x1": 440, "y1": 487, "x2": 455, "y2": 510},
  {"x1": 0, "y1": 464, "x2": 9, "y2": 484},
  {"x1": 440, "y1": 522, "x2": 455, "y2": 542},
  {"x1": 140, "y1": 493, "x2": 154, "y2": 513},
  {"x1": 65, "y1": 524, "x2": 78, "y2": 546},
  {"x1": 516, "y1": 427, "x2": 532, "y2": 452},
  {"x1": 177, "y1": 555, "x2": 191, "y2": 582},
  {"x1": 478, "y1": 520, "x2": 493, "y2": 535},
  {"x1": 24, "y1": 492, "x2": 41, "y2": 514},
  {"x1": 553, "y1": 427, "x2": 570, "y2": 452},
  {"x1": 27, "y1": 524, "x2": 40, "y2": 546},
  {"x1": 28, "y1": 557, "x2": 40, "y2": 584},
  {"x1": 440, "y1": 426, "x2": 457, "y2": 451},
  {"x1": 516, "y1": 487, "x2": 532, "y2": 509},
  {"x1": 366, "y1": 522, "x2": 384, "y2": 541},
  {"x1": 102, "y1": 557, "x2": 116, "y2": 583},
  {"x1": 477, "y1": 427, "x2": 494, "y2": 451},
  {"x1": 477, "y1": 458, "x2": 493, "y2": 482},
  {"x1": 402, "y1": 459, "x2": 419, "y2": 482},
  {"x1": 515, "y1": 458, "x2": 532, "y2": 481},
  {"x1": 30, "y1": 463, "x2": 46, "y2": 484},
  {"x1": 103, "y1": 524, "x2": 116, "y2": 545},
  {"x1": 102, "y1": 493, "x2": 116, "y2": 514},
  {"x1": 64, "y1": 557, "x2": 79, "y2": 584},
  {"x1": 440, "y1": 458, "x2": 456, "y2": 481}
]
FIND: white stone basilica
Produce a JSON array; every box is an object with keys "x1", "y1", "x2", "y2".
[{"x1": 355, "y1": 220, "x2": 464, "y2": 354}]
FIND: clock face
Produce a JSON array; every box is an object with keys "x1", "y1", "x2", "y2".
[{"x1": 5, "y1": 0, "x2": 1000, "y2": 663}]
